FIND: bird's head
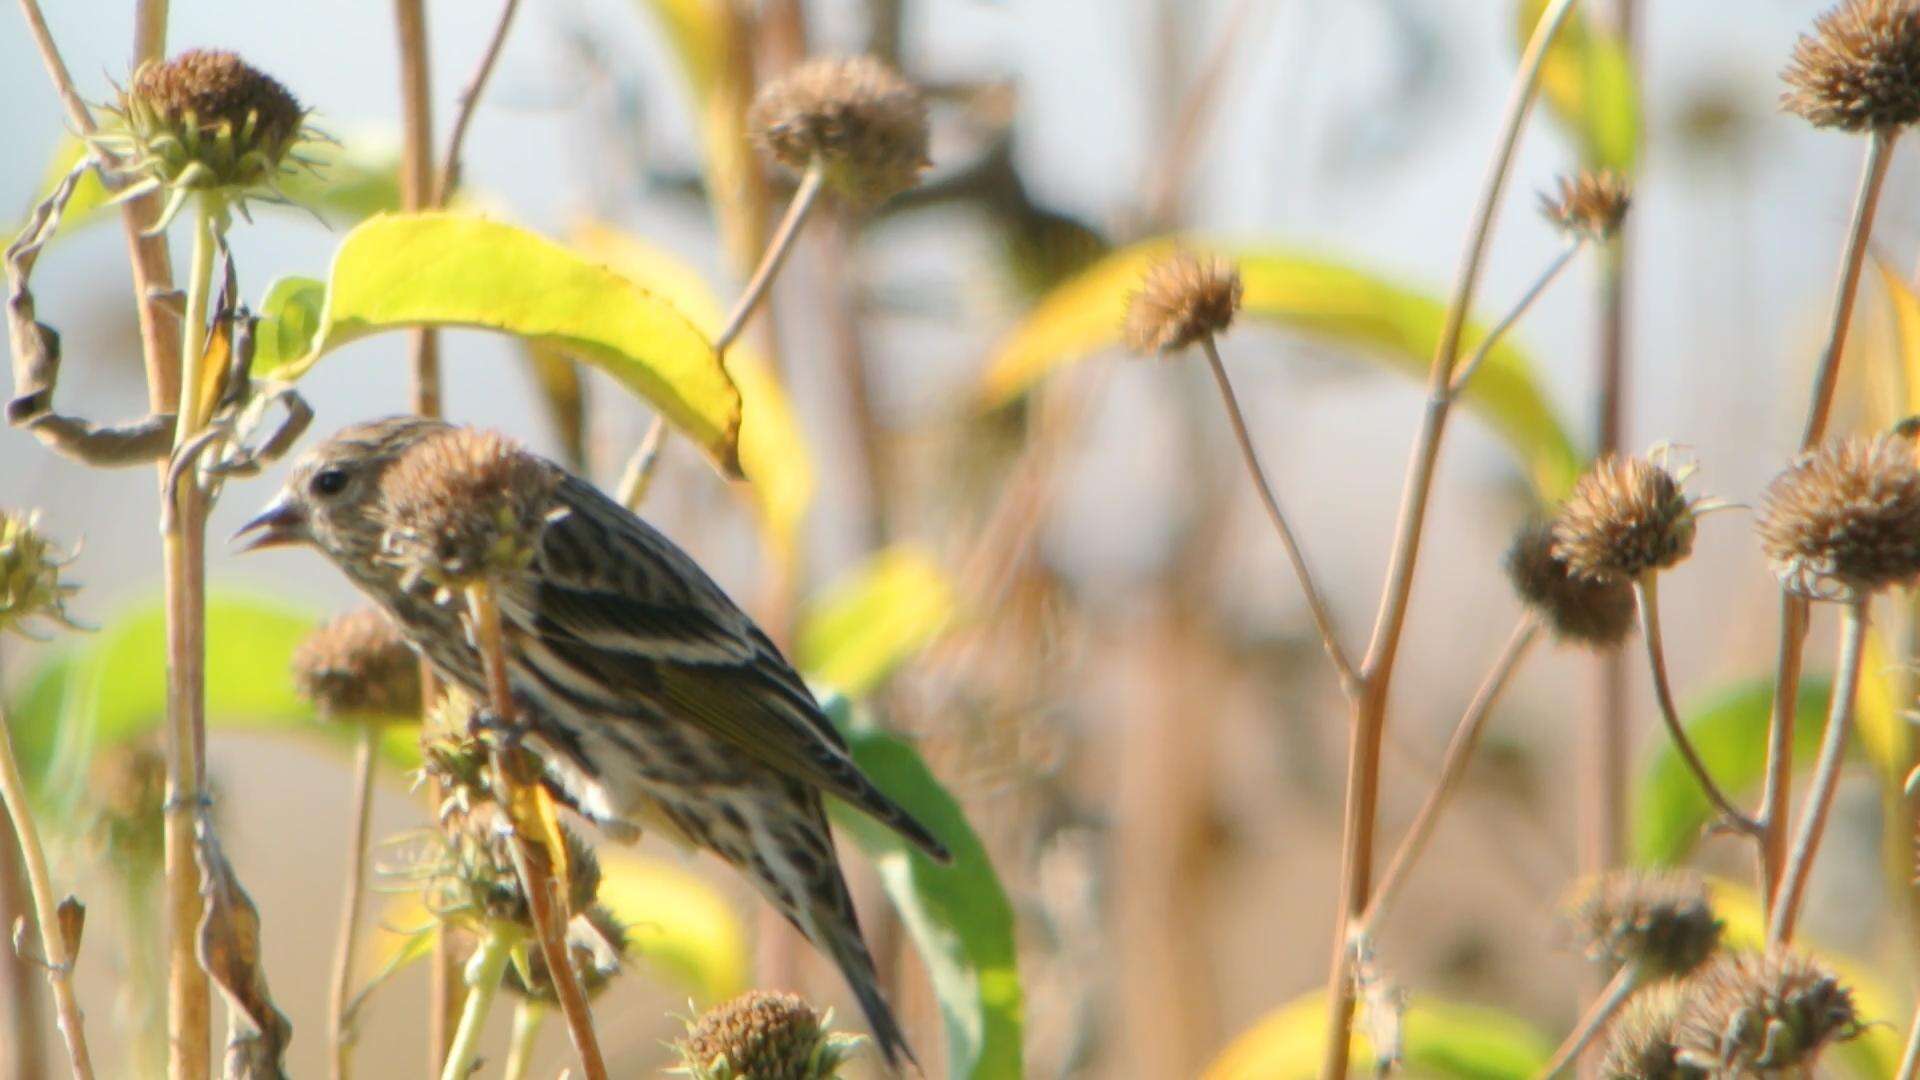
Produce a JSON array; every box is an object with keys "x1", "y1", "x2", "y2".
[{"x1": 234, "y1": 414, "x2": 447, "y2": 563}]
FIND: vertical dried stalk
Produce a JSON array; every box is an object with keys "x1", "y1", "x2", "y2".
[
  {"x1": 1320, "y1": 3, "x2": 1579, "y2": 1073},
  {"x1": 0, "y1": 823, "x2": 45, "y2": 1080},
  {"x1": 328, "y1": 725, "x2": 378, "y2": 1080}
]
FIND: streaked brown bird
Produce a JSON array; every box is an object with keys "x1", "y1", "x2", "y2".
[{"x1": 236, "y1": 415, "x2": 948, "y2": 1067}]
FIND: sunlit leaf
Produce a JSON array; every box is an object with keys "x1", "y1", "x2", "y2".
[
  {"x1": 1517, "y1": 0, "x2": 1641, "y2": 172},
  {"x1": 979, "y1": 239, "x2": 1584, "y2": 498},
  {"x1": 822, "y1": 695, "x2": 1023, "y2": 1080},
  {"x1": 522, "y1": 343, "x2": 589, "y2": 472},
  {"x1": 1201, "y1": 992, "x2": 1551, "y2": 1079},
  {"x1": 797, "y1": 548, "x2": 955, "y2": 698},
  {"x1": 1873, "y1": 257, "x2": 1920, "y2": 418},
  {"x1": 252, "y1": 213, "x2": 744, "y2": 477},
  {"x1": 254, "y1": 276, "x2": 327, "y2": 376}
]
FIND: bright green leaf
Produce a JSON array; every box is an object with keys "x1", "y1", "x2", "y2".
[
  {"x1": 1517, "y1": 0, "x2": 1642, "y2": 172},
  {"x1": 822, "y1": 695, "x2": 1022, "y2": 1080},
  {"x1": 979, "y1": 239, "x2": 1583, "y2": 499},
  {"x1": 797, "y1": 548, "x2": 955, "y2": 698},
  {"x1": 254, "y1": 276, "x2": 327, "y2": 377},
  {"x1": 1201, "y1": 992, "x2": 1551, "y2": 1079},
  {"x1": 255, "y1": 212, "x2": 744, "y2": 477}
]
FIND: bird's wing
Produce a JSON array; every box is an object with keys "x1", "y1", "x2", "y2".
[{"x1": 520, "y1": 477, "x2": 951, "y2": 863}]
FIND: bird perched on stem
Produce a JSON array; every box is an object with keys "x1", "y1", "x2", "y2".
[{"x1": 236, "y1": 416, "x2": 949, "y2": 1068}]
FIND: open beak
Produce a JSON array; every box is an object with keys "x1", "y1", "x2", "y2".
[{"x1": 232, "y1": 494, "x2": 306, "y2": 553}]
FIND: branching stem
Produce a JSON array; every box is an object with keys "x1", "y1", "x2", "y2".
[
  {"x1": 1448, "y1": 238, "x2": 1584, "y2": 396},
  {"x1": 1633, "y1": 575, "x2": 1757, "y2": 834},
  {"x1": 434, "y1": 0, "x2": 522, "y2": 206}
]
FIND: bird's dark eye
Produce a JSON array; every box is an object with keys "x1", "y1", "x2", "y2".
[{"x1": 310, "y1": 468, "x2": 349, "y2": 497}]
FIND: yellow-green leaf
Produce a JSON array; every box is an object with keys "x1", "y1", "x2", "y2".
[
  {"x1": 979, "y1": 239, "x2": 1583, "y2": 499},
  {"x1": 1517, "y1": 0, "x2": 1641, "y2": 172},
  {"x1": 797, "y1": 547, "x2": 955, "y2": 698},
  {"x1": 1201, "y1": 993, "x2": 1551, "y2": 1079},
  {"x1": 254, "y1": 213, "x2": 744, "y2": 477},
  {"x1": 1874, "y1": 257, "x2": 1920, "y2": 419}
]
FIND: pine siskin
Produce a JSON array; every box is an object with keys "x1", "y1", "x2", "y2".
[{"x1": 236, "y1": 417, "x2": 948, "y2": 1068}]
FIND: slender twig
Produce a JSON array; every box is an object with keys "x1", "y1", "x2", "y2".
[
  {"x1": 1448, "y1": 238, "x2": 1585, "y2": 396},
  {"x1": 1799, "y1": 130, "x2": 1896, "y2": 450},
  {"x1": 1140, "y1": 0, "x2": 1262, "y2": 229},
  {"x1": 1769, "y1": 595, "x2": 1870, "y2": 946},
  {"x1": 328, "y1": 724, "x2": 378, "y2": 1080},
  {"x1": 1534, "y1": 962, "x2": 1640, "y2": 1080},
  {"x1": 394, "y1": 0, "x2": 442, "y2": 419},
  {"x1": 14, "y1": 0, "x2": 92, "y2": 134},
  {"x1": 434, "y1": 0, "x2": 522, "y2": 206},
  {"x1": 1897, "y1": 998, "x2": 1920, "y2": 1080},
  {"x1": 503, "y1": 1000, "x2": 547, "y2": 1080},
  {"x1": 439, "y1": 925, "x2": 512, "y2": 1080},
  {"x1": 1354, "y1": 616, "x2": 1541, "y2": 936},
  {"x1": 615, "y1": 415, "x2": 670, "y2": 512},
  {"x1": 1198, "y1": 334, "x2": 1358, "y2": 695},
  {"x1": 1320, "y1": 4, "x2": 1579, "y2": 1074},
  {"x1": 1758, "y1": 594, "x2": 1808, "y2": 901},
  {"x1": 1633, "y1": 575, "x2": 1757, "y2": 833}
]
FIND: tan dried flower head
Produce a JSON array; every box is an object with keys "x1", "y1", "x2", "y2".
[
  {"x1": 1504, "y1": 520, "x2": 1636, "y2": 647},
  {"x1": 1783, "y1": 0, "x2": 1920, "y2": 132},
  {"x1": 672, "y1": 990, "x2": 863, "y2": 1080},
  {"x1": 1601, "y1": 985, "x2": 1702, "y2": 1080},
  {"x1": 0, "y1": 509, "x2": 83, "y2": 639},
  {"x1": 1674, "y1": 950, "x2": 1860, "y2": 1074},
  {"x1": 378, "y1": 428, "x2": 560, "y2": 595},
  {"x1": 1541, "y1": 171, "x2": 1632, "y2": 239},
  {"x1": 290, "y1": 608, "x2": 420, "y2": 721},
  {"x1": 1124, "y1": 251, "x2": 1244, "y2": 355},
  {"x1": 1566, "y1": 870, "x2": 1722, "y2": 978},
  {"x1": 1757, "y1": 434, "x2": 1920, "y2": 600},
  {"x1": 749, "y1": 55, "x2": 930, "y2": 204},
  {"x1": 1552, "y1": 454, "x2": 1700, "y2": 584}
]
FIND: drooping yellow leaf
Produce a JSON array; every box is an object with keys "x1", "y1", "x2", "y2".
[
  {"x1": 979, "y1": 239, "x2": 1584, "y2": 499},
  {"x1": 1857, "y1": 630, "x2": 1909, "y2": 789},
  {"x1": 253, "y1": 213, "x2": 744, "y2": 477},
  {"x1": 1201, "y1": 992, "x2": 1551, "y2": 1079},
  {"x1": 797, "y1": 547, "x2": 955, "y2": 697},
  {"x1": 1517, "y1": 0, "x2": 1641, "y2": 172}
]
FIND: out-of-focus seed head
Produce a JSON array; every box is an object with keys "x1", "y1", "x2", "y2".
[
  {"x1": 1782, "y1": 0, "x2": 1920, "y2": 132},
  {"x1": 749, "y1": 55, "x2": 930, "y2": 204},
  {"x1": 1600, "y1": 985, "x2": 1703, "y2": 1080},
  {"x1": 416, "y1": 800, "x2": 602, "y2": 932},
  {"x1": 503, "y1": 904, "x2": 627, "y2": 1002},
  {"x1": 290, "y1": 608, "x2": 420, "y2": 721},
  {"x1": 1541, "y1": 171, "x2": 1632, "y2": 240},
  {"x1": 1674, "y1": 950, "x2": 1861, "y2": 1074},
  {"x1": 1757, "y1": 434, "x2": 1920, "y2": 601},
  {"x1": 1552, "y1": 454, "x2": 1701, "y2": 584},
  {"x1": 1565, "y1": 870, "x2": 1722, "y2": 978},
  {"x1": 86, "y1": 741, "x2": 167, "y2": 877},
  {"x1": 0, "y1": 510, "x2": 83, "y2": 639},
  {"x1": 1123, "y1": 250, "x2": 1244, "y2": 355},
  {"x1": 377, "y1": 428, "x2": 560, "y2": 598},
  {"x1": 1504, "y1": 519, "x2": 1636, "y2": 646},
  {"x1": 671, "y1": 990, "x2": 864, "y2": 1080}
]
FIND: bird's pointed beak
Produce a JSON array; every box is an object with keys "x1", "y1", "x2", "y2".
[{"x1": 232, "y1": 493, "x2": 306, "y2": 553}]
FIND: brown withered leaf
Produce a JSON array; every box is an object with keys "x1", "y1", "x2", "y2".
[
  {"x1": 54, "y1": 895, "x2": 84, "y2": 959},
  {"x1": 194, "y1": 814, "x2": 292, "y2": 1080}
]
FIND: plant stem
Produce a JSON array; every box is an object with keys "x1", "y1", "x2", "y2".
[
  {"x1": 1758, "y1": 594, "x2": 1808, "y2": 903},
  {"x1": 503, "y1": 1000, "x2": 547, "y2": 1080},
  {"x1": 1897, "y1": 997, "x2": 1920, "y2": 1080},
  {"x1": 1633, "y1": 575, "x2": 1756, "y2": 833},
  {"x1": 715, "y1": 157, "x2": 826, "y2": 356},
  {"x1": 1769, "y1": 596, "x2": 1869, "y2": 946},
  {"x1": 1198, "y1": 334, "x2": 1358, "y2": 695},
  {"x1": 1320, "y1": 3, "x2": 1578, "y2": 1074},
  {"x1": 439, "y1": 926, "x2": 511, "y2": 1080},
  {"x1": 0, "y1": 690, "x2": 95, "y2": 1079},
  {"x1": 1799, "y1": 130, "x2": 1895, "y2": 450},
  {"x1": 394, "y1": 0, "x2": 442, "y2": 419},
  {"x1": 1448, "y1": 239, "x2": 1585, "y2": 396},
  {"x1": 1534, "y1": 962, "x2": 1639, "y2": 1079},
  {"x1": 329, "y1": 724, "x2": 378, "y2": 1080},
  {"x1": 615, "y1": 415, "x2": 670, "y2": 512},
  {"x1": 434, "y1": 0, "x2": 522, "y2": 206},
  {"x1": 1354, "y1": 616, "x2": 1541, "y2": 936}
]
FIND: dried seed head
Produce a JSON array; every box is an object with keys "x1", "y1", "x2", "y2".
[
  {"x1": 1541, "y1": 171, "x2": 1632, "y2": 240},
  {"x1": 378, "y1": 428, "x2": 560, "y2": 595},
  {"x1": 672, "y1": 990, "x2": 864, "y2": 1080},
  {"x1": 1565, "y1": 870, "x2": 1722, "y2": 978},
  {"x1": 1600, "y1": 985, "x2": 1701, "y2": 1080},
  {"x1": 1123, "y1": 251, "x2": 1244, "y2": 355},
  {"x1": 1552, "y1": 455, "x2": 1700, "y2": 583},
  {"x1": 749, "y1": 55, "x2": 930, "y2": 204},
  {"x1": 1674, "y1": 950, "x2": 1861, "y2": 1074},
  {"x1": 504, "y1": 904, "x2": 627, "y2": 1002},
  {"x1": 1783, "y1": 0, "x2": 1920, "y2": 132},
  {"x1": 1757, "y1": 434, "x2": 1920, "y2": 600},
  {"x1": 290, "y1": 609, "x2": 420, "y2": 721},
  {"x1": 1504, "y1": 520, "x2": 1636, "y2": 647},
  {"x1": 87, "y1": 742, "x2": 167, "y2": 874},
  {"x1": 0, "y1": 510, "x2": 83, "y2": 639},
  {"x1": 422, "y1": 800, "x2": 602, "y2": 932}
]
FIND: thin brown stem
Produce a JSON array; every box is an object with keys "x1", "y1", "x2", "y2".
[
  {"x1": 1769, "y1": 596, "x2": 1869, "y2": 946},
  {"x1": 328, "y1": 724, "x2": 378, "y2": 1080},
  {"x1": 1759, "y1": 594, "x2": 1808, "y2": 905},
  {"x1": 1448, "y1": 239, "x2": 1584, "y2": 396},
  {"x1": 1355, "y1": 616, "x2": 1541, "y2": 935},
  {"x1": 1198, "y1": 334, "x2": 1358, "y2": 696},
  {"x1": 394, "y1": 0, "x2": 442, "y2": 420},
  {"x1": 14, "y1": 0, "x2": 92, "y2": 133},
  {"x1": 1534, "y1": 963, "x2": 1640, "y2": 1080},
  {"x1": 1633, "y1": 575, "x2": 1757, "y2": 833},
  {"x1": 1799, "y1": 129, "x2": 1895, "y2": 450},
  {"x1": 715, "y1": 159, "x2": 826, "y2": 356},
  {"x1": 615, "y1": 415, "x2": 671, "y2": 511},
  {"x1": 1321, "y1": 3, "x2": 1579, "y2": 1073},
  {"x1": 1897, "y1": 997, "x2": 1920, "y2": 1080},
  {"x1": 433, "y1": 0, "x2": 522, "y2": 206}
]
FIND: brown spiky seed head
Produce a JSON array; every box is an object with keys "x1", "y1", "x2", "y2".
[
  {"x1": 378, "y1": 428, "x2": 559, "y2": 593},
  {"x1": 505, "y1": 904, "x2": 628, "y2": 1002},
  {"x1": 1566, "y1": 870, "x2": 1722, "y2": 978},
  {"x1": 1673, "y1": 950, "x2": 1860, "y2": 1073},
  {"x1": 1124, "y1": 251, "x2": 1244, "y2": 355},
  {"x1": 113, "y1": 49, "x2": 308, "y2": 191},
  {"x1": 1782, "y1": 0, "x2": 1920, "y2": 132},
  {"x1": 1600, "y1": 985, "x2": 1701, "y2": 1080},
  {"x1": 1757, "y1": 434, "x2": 1920, "y2": 600},
  {"x1": 427, "y1": 800, "x2": 602, "y2": 931},
  {"x1": 673, "y1": 990, "x2": 863, "y2": 1080},
  {"x1": 0, "y1": 510, "x2": 82, "y2": 639},
  {"x1": 1552, "y1": 455, "x2": 1698, "y2": 583},
  {"x1": 1541, "y1": 171, "x2": 1632, "y2": 239},
  {"x1": 749, "y1": 55, "x2": 929, "y2": 204},
  {"x1": 290, "y1": 609, "x2": 420, "y2": 720},
  {"x1": 1504, "y1": 520, "x2": 1636, "y2": 646}
]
